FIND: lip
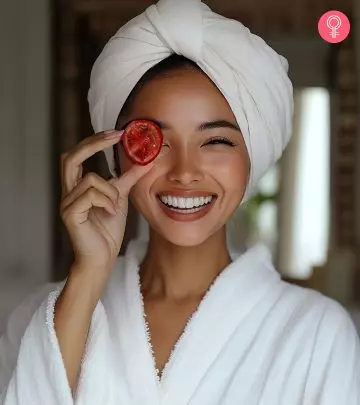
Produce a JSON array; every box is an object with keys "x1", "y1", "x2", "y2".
[
  {"x1": 157, "y1": 194, "x2": 217, "y2": 222},
  {"x1": 157, "y1": 190, "x2": 216, "y2": 198}
]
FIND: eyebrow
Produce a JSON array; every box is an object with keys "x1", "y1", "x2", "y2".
[{"x1": 123, "y1": 118, "x2": 241, "y2": 133}]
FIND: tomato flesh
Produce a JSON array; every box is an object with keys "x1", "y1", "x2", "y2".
[{"x1": 121, "y1": 120, "x2": 163, "y2": 165}]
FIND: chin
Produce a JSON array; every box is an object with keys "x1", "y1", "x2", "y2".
[
  {"x1": 134, "y1": 194, "x2": 233, "y2": 247},
  {"x1": 154, "y1": 223, "x2": 220, "y2": 247}
]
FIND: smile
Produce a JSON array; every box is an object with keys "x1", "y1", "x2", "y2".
[
  {"x1": 160, "y1": 195, "x2": 213, "y2": 209},
  {"x1": 157, "y1": 192, "x2": 217, "y2": 221}
]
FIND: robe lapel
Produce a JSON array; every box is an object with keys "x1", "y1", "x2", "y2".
[
  {"x1": 107, "y1": 240, "x2": 281, "y2": 405},
  {"x1": 158, "y1": 244, "x2": 281, "y2": 404},
  {"x1": 124, "y1": 240, "x2": 162, "y2": 404},
  {"x1": 104, "y1": 240, "x2": 161, "y2": 404}
]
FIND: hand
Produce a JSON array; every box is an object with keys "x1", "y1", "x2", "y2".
[{"x1": 60, "y1": 130, "x2": 154, "y2": 279}]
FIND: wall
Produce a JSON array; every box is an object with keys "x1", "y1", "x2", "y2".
[
  {"x1": 0, "y1": 0, "x2": 52, "y2": 333},
  {"x1": 349, "y1": 0, "x2": 360, "y2": 330},
  {"x1": 356, "y1": 0, "x2": 360, "y2": 256}
]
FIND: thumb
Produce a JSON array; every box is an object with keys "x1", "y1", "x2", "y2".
[{"x1": 111, "y1": 162, "x2": 155, "y2": 196}]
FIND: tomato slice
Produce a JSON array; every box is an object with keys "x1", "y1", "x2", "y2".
[{"x1": 121, "y1": 120, "x2": 163, "y2": 165}]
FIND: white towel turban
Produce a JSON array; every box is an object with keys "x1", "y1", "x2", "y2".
[{"x1": 88, "y1": 0, "x2": 294, "y2": 201}]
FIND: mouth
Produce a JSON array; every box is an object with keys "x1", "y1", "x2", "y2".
[{"x1": 156, "y1": 192, "x2": 217, "y2": 221}]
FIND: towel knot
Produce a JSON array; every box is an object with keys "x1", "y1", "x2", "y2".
[{"x1": 145, "y1": 0, "x2": 204, "y2": 62}]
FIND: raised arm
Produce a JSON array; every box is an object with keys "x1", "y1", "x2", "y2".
[{"x1": 1, "y1": 129, "x2": 154, "y2": 404}]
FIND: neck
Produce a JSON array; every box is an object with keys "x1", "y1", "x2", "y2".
[{"x1": 139, "y1": 228, "x2": 232, "y2": 301}]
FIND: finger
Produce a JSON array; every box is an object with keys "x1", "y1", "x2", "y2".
[
  {"x1": 70, "y1": 130, "x2": 124, "y2": 168},
  {"x1": 61, "y1": 188, "x2": 117, "y2": 225},
  {"x1": 63, "y1": 130, "x2": 123, "y2": 195},
  {"x1": 112, "y1": 162, "x2": 155, "y2": 202},
  {"x1": 61, "y1": 172, "x2": 119, "y2": 212}
]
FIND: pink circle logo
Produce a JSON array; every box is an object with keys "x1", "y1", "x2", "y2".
[{"x1": 318, "y1": 10, "x2": 350, "y2": 43}]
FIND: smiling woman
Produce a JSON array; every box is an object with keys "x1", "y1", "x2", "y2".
[{"x1": 0, "y1": 0, "x2": 359, "y2": 404}]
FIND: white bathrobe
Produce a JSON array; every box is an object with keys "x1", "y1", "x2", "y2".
[{"x1": 1, "y1": 239, "x2": 359, "y2": 404}]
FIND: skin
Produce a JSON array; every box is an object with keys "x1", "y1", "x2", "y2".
[{"x1": 117, "y1": 68, "x2": 251, "y2": 372}]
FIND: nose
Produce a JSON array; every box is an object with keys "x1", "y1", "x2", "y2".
[{"x1": 166, "y1": 148, "x2": 204, "y2": 185}]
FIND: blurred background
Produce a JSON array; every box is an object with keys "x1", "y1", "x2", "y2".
[{"x1": 0, "y1": 0, "x2": 359, "y2": 334}]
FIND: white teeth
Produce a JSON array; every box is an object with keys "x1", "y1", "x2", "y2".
[
  {"x1": 178, "y1": 198, "x2": 186, "y2": 209},
  {"x1": 159, "y1": 195, "x2": 213, "y2": 209}
]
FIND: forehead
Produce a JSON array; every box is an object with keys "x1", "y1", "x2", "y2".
[{"x1": 127, "y1": 68, "x2": 237, "y2": 123}]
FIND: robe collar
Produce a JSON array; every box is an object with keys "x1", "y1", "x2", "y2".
[{"x1": 107, "y1": 239, "x2": 281, "y2": 404}]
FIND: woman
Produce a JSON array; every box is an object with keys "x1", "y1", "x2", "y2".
[{"x1": 1, "y1": 0, "x2": 359, "y2": 404}]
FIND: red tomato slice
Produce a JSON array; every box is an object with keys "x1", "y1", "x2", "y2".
[{"x1": 121, "y1": 120, "x2": 163, "y2": 165}]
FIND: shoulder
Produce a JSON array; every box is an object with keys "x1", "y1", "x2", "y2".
[
  {"x1": 1, "y1": 281, "x2": 60, "y2": 343},
  {"x1": 278, "y1": 286, "x2": 360, "y2": 400},
  {"x1": 278, "y1": 279, "x2": 358, "y2": 340},
  {"x1": 252, "y1": 243, "x2": 355, "y2": 334},
  {"x1": 0, "y1": 281, "x2": 61, "y2": 388}
]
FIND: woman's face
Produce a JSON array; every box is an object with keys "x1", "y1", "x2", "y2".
[{"x1": 118, "y1": 68, "x2": 250, "y2": 247}]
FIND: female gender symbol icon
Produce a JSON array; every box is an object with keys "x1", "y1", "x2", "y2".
[
  {"x1": 326, "y1": 15, "x2": 341, "y2": 38},
  {"x1": 318, "y1": 10, "x2": 350, "y2": 43}
]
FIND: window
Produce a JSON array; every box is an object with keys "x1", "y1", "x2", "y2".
[
  {"x1": 230, "y1": 88, "x2": 330, "y2": 280},
  {"x1": 279, "y1": 88, "x2": 330, "y2": 278}
]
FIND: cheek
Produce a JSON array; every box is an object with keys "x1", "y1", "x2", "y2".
[{"x1": 204, "y1": 151, "x2": 249, "y2": 193}]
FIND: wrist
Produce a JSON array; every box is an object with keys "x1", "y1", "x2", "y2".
[{"x1": 66, "y1": 262, "x2": 112, "y2": 304}]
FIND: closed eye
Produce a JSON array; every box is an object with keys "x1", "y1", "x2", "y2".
[{"x1": 205, "y1": 137, "x2": 235, "y2": 146}]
